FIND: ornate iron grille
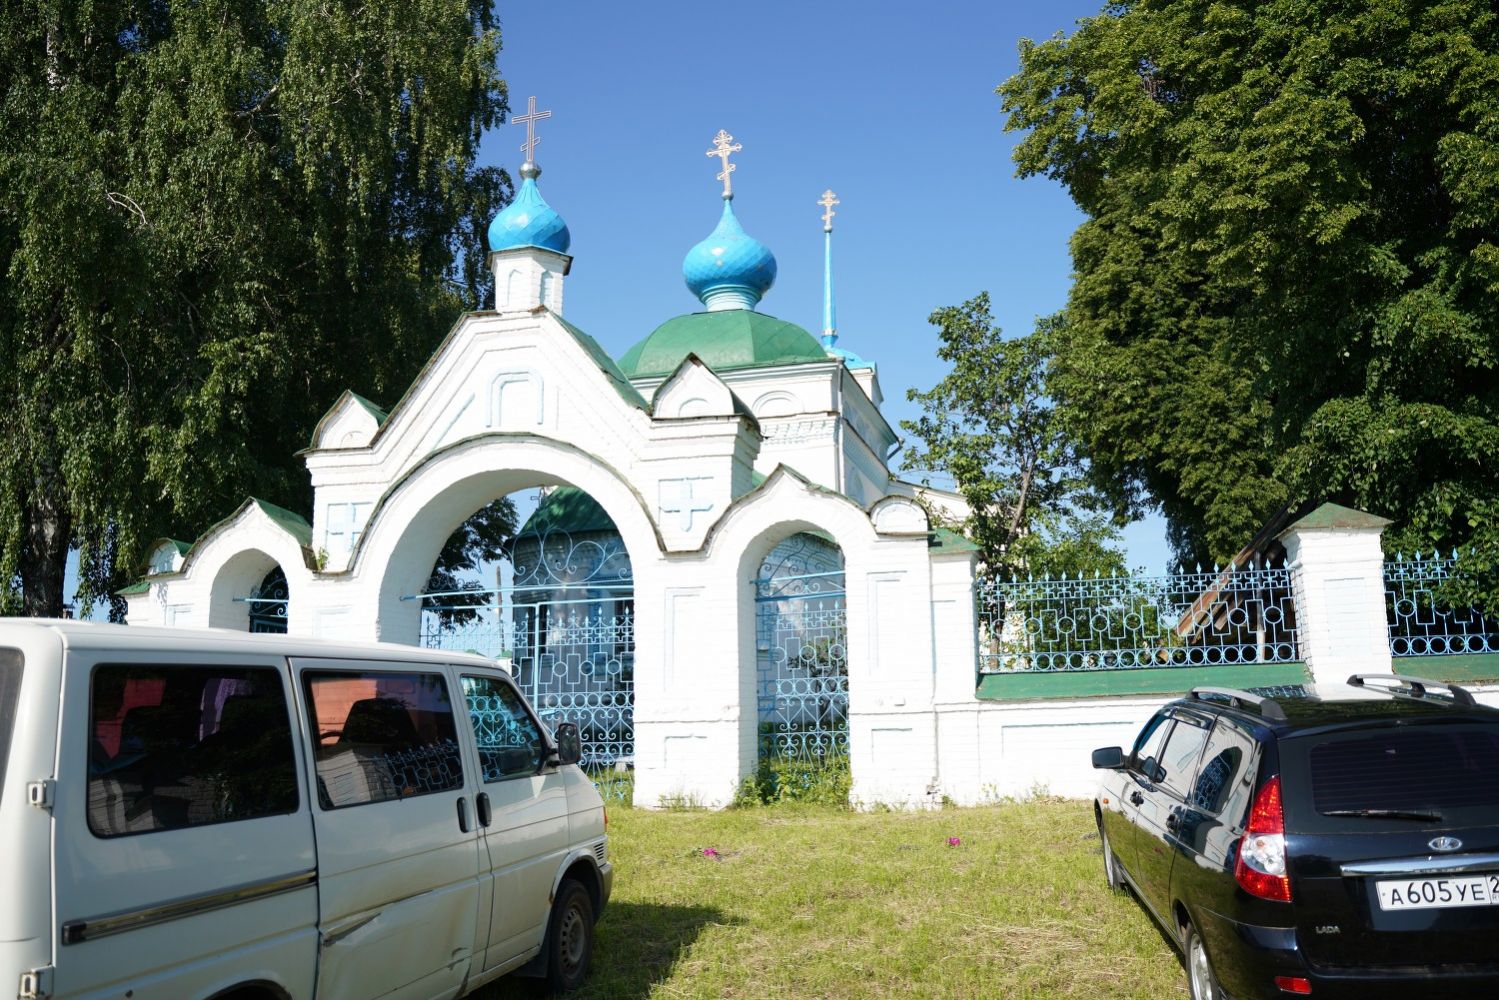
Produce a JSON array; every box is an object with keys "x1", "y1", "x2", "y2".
[
  {"x1": 755, "y1": 567, "x2": 848, "y2": 762},
  {"x1": 420, "y1": 594, "x2": 634, "y2": 767},
  {"x1": 1385, "y1": 552, "x2": 1499, "y2": 656},
  {"x1": 976, "y1": 563, "x2": 1299, "y2": 672},
  {"x1": 246, "y1": 567, "x2": 289, "y2": 633}
]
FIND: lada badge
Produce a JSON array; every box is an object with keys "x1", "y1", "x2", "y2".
[{"x1": 1429, "y1": 836, "x2": 1463, "y2": 853}]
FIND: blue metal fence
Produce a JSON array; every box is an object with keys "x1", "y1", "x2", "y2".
[
  {"x1": 755, "y1": 568, "x2": 849, "y2": 761},
  {"x1": 418, "y1": 589, "x2": 635, "y2": 767},
  {"x1": 976, "y1": 563, "x2": 1299, "y2": 673},
  {"x1": 1385, "y1": 552, "x2": 1499, "y2": 656}
]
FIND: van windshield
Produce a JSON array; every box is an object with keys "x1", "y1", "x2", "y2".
[{"x1": 0, "y1": 649, "x2": 21, "y2": 809}]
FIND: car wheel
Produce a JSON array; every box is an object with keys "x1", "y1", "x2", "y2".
[
  {"x1": 1184, "y1": 922, "x2": 1222, "y2": 1000},
  {"x1": 1099, "y1": 819, "x2": 1125, "y2": 892},
  {"x1": 544, "y1": 878, "x2": 595, "y2": 994}
]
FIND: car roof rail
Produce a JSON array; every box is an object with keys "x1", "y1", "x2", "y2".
[
  {"x1": 1189, "y1": 686, "x2": 1288, "y2": 721},
  {"x1": 1347, "y1": 673, "x2": 1477, "y2": 707}
]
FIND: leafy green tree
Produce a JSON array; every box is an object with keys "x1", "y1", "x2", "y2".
[
  {"x1": 0, "y1": 1, "x2": 506, "y2": 617},
  {"x1": 1000, "y1": 0, "x2": 1499, "y2": 600},
  {"x1": 426, "y1": 498, "x2": 520, "y2": 631},
  {"x1": 1, "y1": 0, "x2": 508, "y2": 616},
  {"x1": 903, "y1": 294, "x2": 1124, "y2": 576}
]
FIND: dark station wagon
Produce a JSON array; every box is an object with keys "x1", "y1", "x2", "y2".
[{"x1": 1092, "y1": 675, "x2": 1499, "y2": 999}]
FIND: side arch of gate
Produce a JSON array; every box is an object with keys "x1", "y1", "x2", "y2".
[
  {"x1": 187, "y1": 501, "x2": 314, "y2": 633},
  {"x1": 703, "y1": 468, "x2": 882, "y2": 786}
]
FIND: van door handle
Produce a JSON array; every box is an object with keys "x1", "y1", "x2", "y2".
[
  {"x1": 456, "y1": 797, "x2": 470, "y2": 833},
  {"x1": 1130, "y1": 791, "x2": 1144, "y2": 806},
  {"x1": 476, "y1": 792, "x2": 492, "y2": 828}
]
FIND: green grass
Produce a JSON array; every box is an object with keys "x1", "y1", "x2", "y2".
[{"x1": 487, "y1": 799, "x2": 1185, "y2": 999}]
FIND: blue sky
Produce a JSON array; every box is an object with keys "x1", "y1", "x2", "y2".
[{"x1": 486, "y1": 0, "x2": 1171, "y2": 570}]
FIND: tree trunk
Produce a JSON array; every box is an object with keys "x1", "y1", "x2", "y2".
[{"x1": 21, "y1": 488, "x2": 72, "y2": 618}]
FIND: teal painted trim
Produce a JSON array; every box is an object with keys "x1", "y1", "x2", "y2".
[
  {"x1": 976, "y1": 662, "x2": 1312, "y2": 701},
  {"x1": 822, "y1": 228, "x2": 835, "y2": 343},
  {"x1": 1393, "y1": 654, "x2": 1499, "y2": 684}
]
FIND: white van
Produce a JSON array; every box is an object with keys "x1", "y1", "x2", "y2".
[{"x1": 0, "y1": 620, "x2": 612, "y2": 1000}]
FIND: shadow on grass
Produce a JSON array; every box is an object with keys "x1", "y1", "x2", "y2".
[{"x1": 476, "y1": 901, "x2": 732, "y2": 1000}]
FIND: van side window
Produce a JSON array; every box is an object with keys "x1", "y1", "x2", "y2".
[
  {"x1": 303, "y1": 670, "x2": 464, "y2": 808},
  {"x1": 87, "y1": 665, "x2": 298, "y2": 838},
  {"x1": 461, "y1": 674, "x2": 545, "y2": 781},
  {"x1": 0, "y1": 648, "x2": 22, "y2": 810}
]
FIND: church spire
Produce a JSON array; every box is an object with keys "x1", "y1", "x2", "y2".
[{"x1": 818, "y1": 189, "x2": 839, "y2": 349}]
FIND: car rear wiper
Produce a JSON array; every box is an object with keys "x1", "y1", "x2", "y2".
[{"x1": 1322, "y1": 808, "x2": 1444, "y2": 821}]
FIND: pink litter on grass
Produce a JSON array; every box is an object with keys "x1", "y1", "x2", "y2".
[
  {"x1": 702, "y1": 848, "x2": 720, "y2": 859},
  {"x1": 946, "y1": 837, "x2": 962, "y2": 847}
]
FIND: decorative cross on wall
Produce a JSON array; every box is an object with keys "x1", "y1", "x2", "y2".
[
  {"x1": 515, "y1": 95, "x2": 552, "y2": 163},
  {"x1": 819, "y1": 189, "x2": 839, "y2": 231},
  {"x1": 660, "y1": 477, "x2": 715, "y2": 532},
  {"x1": 706, "y1": 129, "x2": 743, "y2": 198}
]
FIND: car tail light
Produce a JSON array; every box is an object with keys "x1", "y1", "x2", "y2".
[
  {"x1": 1236, "y1": 774, "x2": 1292, "y2": 902},
  {"x1": 1274, "y1": 975, "x2": 1312, "y2": 994}
]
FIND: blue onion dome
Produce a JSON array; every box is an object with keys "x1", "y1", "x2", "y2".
[
  {"x1": 683, "y1": 199, "x2": 777, "y2": 311},
  {"x1": 488, "y1": 164, "x2": 571, "y2": 254}
]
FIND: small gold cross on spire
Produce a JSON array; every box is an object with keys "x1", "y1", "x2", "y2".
[
  {"x1": 706, "y1": 129, "x2": 743, "y2": 198},
  {"x1": 515, "y1": 95, "x2": 552, "y2": 164},
  {"x1": 818, "y1": 189, "x2": 840, "y2": 231}
]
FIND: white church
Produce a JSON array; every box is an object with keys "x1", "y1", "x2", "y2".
[{"x1": 123, "y1": 113, "x2": 1013, "y2": 809}]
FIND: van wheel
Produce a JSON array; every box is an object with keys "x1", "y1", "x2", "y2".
[
  {"x1": 545, "y1": 878, "x2": 594, "y2": 994},
  {"x1": 1184, "y1": 922, "x2": 1222, "y2": 1000}
]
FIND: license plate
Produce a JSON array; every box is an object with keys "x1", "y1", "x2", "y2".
[{"x1": 1376, "y1": 874, "x2": 1499, "y2": 911}]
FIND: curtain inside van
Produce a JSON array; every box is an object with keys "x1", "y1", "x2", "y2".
[{"x1": 0, "y1": 648, "x2": 21, "y2": 808}]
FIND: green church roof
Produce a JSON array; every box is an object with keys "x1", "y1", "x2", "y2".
[
  {"x1": 518, "y1": 486, "x2": 618, "y2": 538},
  {"x1": 617, "y1": 310, "x2": 828, "y2": 379}
]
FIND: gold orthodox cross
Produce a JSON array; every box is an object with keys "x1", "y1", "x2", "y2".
[
  {"x1": 515, "y1": 95, "x2": 552, "y2": 163},
  {"x1": 819, "y1": 189, "x2": 840, "y2": 230},
  {"x1": 706, "y1": 129, "x2": 743, "y2": 198}
]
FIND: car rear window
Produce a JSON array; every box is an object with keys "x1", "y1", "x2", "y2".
[
  {"x1": 0, "y1": 648, "x2": 21, "y2": 809},
  {"x1": 1309, "y1": 725, "x2": 1499, "y2": 814}
]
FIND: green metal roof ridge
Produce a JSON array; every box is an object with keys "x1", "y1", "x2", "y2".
[
  {"x1": 117, "y1": 579, "x2": 151, "y2": 595},
  {"x1": 347, "y1": 392, "x2": 389, "y2": 426},
  {"x1": 517, "y1": 485, "x2": 618, "y2": 537},
  {"x1": 547, "y1": 310, "x2": 650, "y2": 411},
  {"x1": 617, "y1": 310, "x2": 829, "y2": 379},
  {"x1": 1279, "y1": 501, "x2": 1392, "y2": 535},
  {"x1": 250, "y1": 497, "x2": 314, "y2": 548},
  {"x1": 929, "y1": 526, "x2": 979, "y2": 553}
]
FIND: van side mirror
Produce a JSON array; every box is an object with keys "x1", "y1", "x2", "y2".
[
  {"x1": 1092, "y1": 746, "x2": 1124, "y2": 769},
  {"x1": 552, "y1": 722, "x2": 582, "y2": 766}
]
